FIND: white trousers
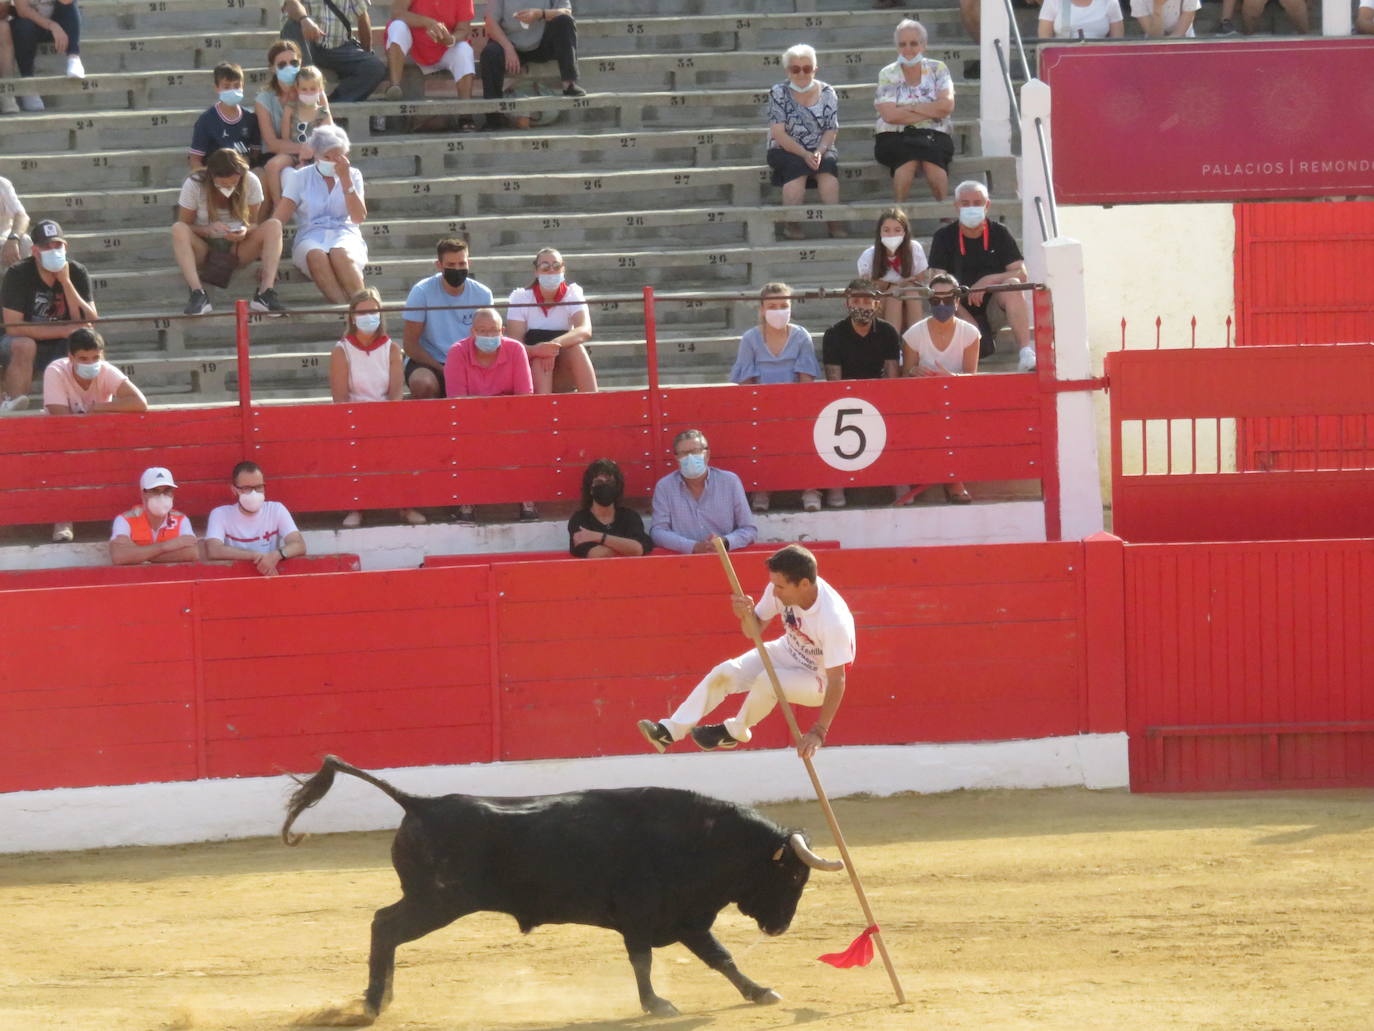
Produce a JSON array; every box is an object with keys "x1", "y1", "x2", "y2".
[
  {"x1": 662, "y1": 639, "x2": 825, "y2": 744},
  {"x1": 385, "y1": 21, "x2": 476, "y2": 80}
]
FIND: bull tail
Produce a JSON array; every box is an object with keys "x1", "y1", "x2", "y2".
[{"x1": 281, "y1": 754, "x2": 417, "y2": 847}]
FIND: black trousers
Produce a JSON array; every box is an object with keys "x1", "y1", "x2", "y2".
[
  {"x1": 13, "y1": 1, "x2": 82, "y2": 76},
  {"x1": 480, "y1": 14, "x2": 579, "y2": 98},
  {"x1": 279, "y1": 21, "x2": 387, "y2": 103}
]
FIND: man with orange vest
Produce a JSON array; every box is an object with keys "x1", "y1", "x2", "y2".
[{"x1": 109, "y1": 467, "x2": 199, "y2": 565}]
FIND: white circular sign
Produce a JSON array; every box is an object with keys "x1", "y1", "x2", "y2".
[{"x1": 813, "y1": 398, "x2": 887, "y2": 472}]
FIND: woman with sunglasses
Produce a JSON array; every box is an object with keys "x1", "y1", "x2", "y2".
[
  {"x1": 873, "y1": 19, "x2": 956, "y2": 204},
  {"x1": 256, "y1": 40, "x2": 309, "y2": 216},
  {"x1": 766, "y1": 43, "x2": 844, "y2": 241}
]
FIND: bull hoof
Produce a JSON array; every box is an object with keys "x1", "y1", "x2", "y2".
[
  {"x1": 752, "y1": 988, "x2": 783, "y2": 1005},
  {"x1": 644, "y1": 997, "x2": 681, "y2": 1017}
]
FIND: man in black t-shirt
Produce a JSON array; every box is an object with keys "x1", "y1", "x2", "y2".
[
  {"x1": 928, "y1": 180, "x2": 1033, "y2": 368},
  {"x1": 0, "y1": 219, "x2": 98, "y2": 409},
  {"x1": 820, "y1": 279, "x2": 908, "y2": 508}
]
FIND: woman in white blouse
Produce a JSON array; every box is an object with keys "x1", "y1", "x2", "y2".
[
  {"x1": 902, "y1": 274, "x2": 977, "y2": 503},
  {"x1": 272, "y1": 124, "x2": 368, "y2": 305},
  {"x1": 505, "y1": 247, "x2": 596, "y2": 394},
  {"x1": 1038, "y1": 0, "x2": 1125, "y2": 38},
  {"x1": 329, "y1": 287, "x2": 423, "y2": 529}
]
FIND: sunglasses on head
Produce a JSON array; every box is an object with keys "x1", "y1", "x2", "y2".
[{"x1": 789, "y1": 65, "x2": 814, "y2": 74}]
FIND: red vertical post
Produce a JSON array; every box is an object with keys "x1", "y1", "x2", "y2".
[
  {"x1": 235, "y1": 299, "x2": 252, "y2": 455},
  {"x1": 1033, "y1": 286, "x2": 1061, "y2": 542},
  {"x1": 486, "y1": 563, "x2": 503, "y2": 763},
  {"x1": 189, "y1": 580, "x2": 208, "y2": 780},
  {"x1": 1081, "y1": 532, "x2": 1128, "y2": 740},
  {"x1": 643, "y1": 286, "x2": 666, "y2": 483}
]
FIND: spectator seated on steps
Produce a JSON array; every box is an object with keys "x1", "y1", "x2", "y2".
[
  {"x1": 567, "y1": 457, "x2": 654, "y2": 558},
  {"x1": 480, "y1": 0, "x2": 584, "y2": 129},
  {"x1": 383, "y1": 0, "x2": 477, "y2": 130}
]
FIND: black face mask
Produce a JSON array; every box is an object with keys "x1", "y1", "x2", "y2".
[
  {"x1": 847, "y1": 306, "x2": 876, "y2": 325},
  {"x1": 591, "y1": 482, "x2": 619, "y2": 506},
  {"x1": 442, "y1": 267, "x2": 469, "y2": 288}
]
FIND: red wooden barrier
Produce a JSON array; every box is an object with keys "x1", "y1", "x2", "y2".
[
  {"x1": 0, "y1": 542, "x2": 1105, "y2": 794},
  {"x1": 1125, "y1": 539, "x2": 1374, "y2": 792},
  {"x1": 0, "y1": 377, "x2": 1044, "y2": 529},
  {"x1": 420, "y1": 542, "x2": 840, "y2": 567},
  {"x1": 0, "y1": 555, "x2": 360, "y2": 592},
  {"x1": 1106, "y1": 344, "x2": 1374, "y2": 542}
]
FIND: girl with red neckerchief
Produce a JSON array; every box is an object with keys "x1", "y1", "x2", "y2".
[
  {"x1": 856, "y1": 207, "x2": 929, "y2": 333},
  {"x1": 504, "y1": 247, "x2": 597, "y2": 395},
  {"x1": 329, "y1": 288, "x2": 425, "y2": 528}
]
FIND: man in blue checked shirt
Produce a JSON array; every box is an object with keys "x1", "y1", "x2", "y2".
[{"x1": 649, "y1": 428, "x2": 757, "y2": 555}]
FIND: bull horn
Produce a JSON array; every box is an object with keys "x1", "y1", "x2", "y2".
[{"x1": 789, "y1": 833, "x2": 844, "y2": 872}]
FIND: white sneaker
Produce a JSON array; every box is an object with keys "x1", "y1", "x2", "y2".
[
  {"x1": 65, "y1": 55, "x2": 86, "y2": 79},
  {"x1": 1018, "y1": 346, "x2": 1037, "y2": 372},
  {"x1": 824, "y1": 487, "x2": 846, "y2": 509},
  {"x1": 801, "y1": 489, "x2": 822, "y2": 513},
  {"x1": 341, "y1": 510, "x2": 362, "y2": 528},
  {"x1": 750, "y1": 491, "x2": 770, "y2": 513},
  {"x1": 18, "y1": 93, "x2": 43, "y2": 112},
  {"x1": 401, "y1": 508, "x2": 427, "y2": 525},
  {"x1": 0, "y1": 95, "x2": 18, "y2": 114},
  {"x1": 52, "y1": 521, "x2": 74, "y2": 542},
  {"x1": 0, "y1": 394, "x2": 29, "y2": 413}
]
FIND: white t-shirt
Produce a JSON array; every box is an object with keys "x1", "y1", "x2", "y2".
[
  {"x1": 177, "y1": 172, "x2": 265, "y2": 228},
  {"x1": 755, "y1": 576, "x2": 856, "y2": 674},
  {"x1": 857, "y1": 241, "x2": 929, "y2": 285},
  {"x1": 42, "y1": 358, "x2": 129, "y2": 413},
  {"x1": 111, "y1": 512, "x2": 195, "y2": 540},
  {"x1": 0, "y1": 176, "x2": 25, "y2": 236},
  {"x1": 1041, "y1": 0, "x2": 1124, "y2": 37},
  {"x1": 205, "y1": 500, "x2": 299, "y2": 553},
  {"x1": 506, "y1": 282, "x2": 589, "y2": 333},
  {"x1": 1128, "y1": 0, "x2": 1199, "y2": 33},
  {"x1": 903, "y1": 318, "x2": 982, "y2": 375}
]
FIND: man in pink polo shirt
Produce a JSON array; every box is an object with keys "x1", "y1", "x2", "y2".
[{"x1": 444, "y1": 307, "x2": 537, "y2": 520}]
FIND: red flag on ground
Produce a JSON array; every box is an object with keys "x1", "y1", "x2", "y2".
[{"x1": 818, "y1": 924, "x2": 879, "y2": 968}]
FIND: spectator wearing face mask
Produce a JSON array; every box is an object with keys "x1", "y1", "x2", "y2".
[
  {"x1": 568, "y1": 457, "x2": 653, "y2": 558},
  {"x1": 109, "y1": 466, "x2": 199, "y2": 566},
  {"x1": 257, "y1": 41, "x2": 304, "y2": 214},
  {"x1": 273, "y1": 123, "x2": 368, "y2": 305},
  {"x1": 821, "y1": 279, "x2": 908, "y2": 509},
  {"x1": 856, "y1": 206, "x2": 929, "y2": 333},
  {"x1": 729, "y1": 281, "x2": 823, "y2": 514},
  {"x1": 401, "y1": 237, "x2": 494, "y2": 400},
  {"x1": 43, "y1": 326, "x2": 149, "y2": 542},
  {"x1": 902, "y1": 273, "x2": 977, "y2": 504},
  {"x1": 444, "y1": 306, "x2": 536, "y2": 521},
  {"x1": 204, "y1": 460, "x2": 307, "y2": 577},
  {"x1": 505, "y1": 247, "x2": 595, "y2": 395},
  {"x1": 2, "y1": 218, "x2": 98, "y2": 411},
  {"x1": 650, "y1": 428, "x2": 757, "y2": 556},
  {"x1": 331, "y1": 288, "x2": 425, "y2": 530},
  {"x1": 189, "y1": 62, "x2": 262, "y2": 170},
  {"x1": 260, "y1": 62, "x2": 333, "y2": 216}
]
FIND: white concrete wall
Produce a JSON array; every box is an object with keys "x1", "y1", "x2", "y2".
[
  {"x1": 1, "y1": 734, "x2": 1129, "y2": 854},
  {"x1": 1055, "y1": 204, "x2": 1237, "y2": 500}
]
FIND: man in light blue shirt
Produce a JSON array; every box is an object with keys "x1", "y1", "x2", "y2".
[
  {"x1": 402, "y1": 237, "x2": 494, "y2": 398},
  {"x1": 650, "y1": 428, "x2": 758, "y2": 555}
]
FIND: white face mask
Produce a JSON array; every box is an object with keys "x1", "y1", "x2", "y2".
[
  {"x1": 237, "y1": 489, "x2": 265, "y2": 513},
  {"x1": 880, "y1": 234, "x2": 905, "y2": 253},
  {"x1": 354, "y1": 312, "x2": 381, "y2": 334},
  {"x1": 958, "y1": 205, "x2": 988, "y2": 229},
  {"x1": 39, "y1": 246, "x2": 67, "y2": 272},
  {"x1": 145, "y1": 494, "x2": 174, "y2": 518},
  {"x1": 316, "y1": 159, "x2": 336, "y2": 178},
  {"x1": 297, "y1": 90, "x2": 321, "y2": 106},
  {"x1": 75, "y1": 360, "x2": 102, "y2": 380},
  {"x1": 216, "y1": 184, "x2": 236, "y2": 198},
  {"x1": 763, "y1": 306, "x2": 791, "y2": 329},
  {"x1": 537, "y1": 272, "x2": 565, "y2": 292}
]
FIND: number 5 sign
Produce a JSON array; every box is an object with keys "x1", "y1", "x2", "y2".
[{"x1": 813, "y1": 398, "x2": 887, "y2": 472}]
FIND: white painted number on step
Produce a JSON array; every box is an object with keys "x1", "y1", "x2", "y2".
[{"x1": 814, "y1": 399, "x2": 886, "y2": 472}]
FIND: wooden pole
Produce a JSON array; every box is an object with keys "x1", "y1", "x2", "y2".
[{"x1": 712, "y1": 539, "x2": 906, "y2": 1006}]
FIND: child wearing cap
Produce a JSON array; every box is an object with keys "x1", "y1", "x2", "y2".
[{"x1": 109, "y1": 467, "x2": 199, "y2": 565}]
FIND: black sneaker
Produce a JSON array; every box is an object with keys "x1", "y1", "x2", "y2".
[
  {"x1": 250, "y1": 287, "x2": 286, "y2": 315},
  {"x1": 1216, "y1": 17, "x2": 1238, "y2": 34},
  {"x1": 184, "y1": 288, "x2": 211, "y2": 315},
  {"x1": 518, "y1": 502, "x2": 539, "y2": 521},
  {"x1": 637, "y1": 719, "x2": 673, "y2": 754},
  {"x1": 690, "y1": 724, "x2": 739, "y2": 751},
  {"x1": 563, "y1": 83, "x2": 587, "y2": 98}
]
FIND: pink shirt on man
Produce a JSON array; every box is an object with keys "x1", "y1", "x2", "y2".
[{"x1": 444, "y1": 335, "x2": 533, "y2": 398}]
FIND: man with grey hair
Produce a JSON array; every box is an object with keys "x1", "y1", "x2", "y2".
[
  {"x1": 927, "y1": 179, "x2": 1034, "y2": 370},
  {"x1": 650, "y1": 429, "x2": 757, "y2": 555}
]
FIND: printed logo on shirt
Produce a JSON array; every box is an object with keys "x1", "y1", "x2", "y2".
[{"x1": 782, "y1": 607, "x2": 823, "y2": 671}]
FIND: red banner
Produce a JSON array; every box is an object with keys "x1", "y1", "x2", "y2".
[{"x1": 1041, "y1": 40, "x2": 1374, "y2": 204}]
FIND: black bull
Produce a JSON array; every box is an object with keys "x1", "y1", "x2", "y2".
[{"x1": 281, "y1": 755, "x2": 845, "y2": 1018}]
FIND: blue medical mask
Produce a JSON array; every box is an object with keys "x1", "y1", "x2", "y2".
[
  {"x1": 75, "y1": 359, "x2": 102, "y2": 380},
  {"x1": 787, "y1": 79, "x2": 813, "y2": 92},
  {"x1": 930, "y1": 302, "x2": 957, "y2": 322},
  {"x1": 958, "y1": 205, "x2": 987, "y2": 229},
  {"x1": 39, "y1": 246, "x2": 67, "y2": 272},
  {"x1": 897, "y1": 53, "x2": 923, "y2": 67},
  {"x1": 219, "y1": 88, "x2": 244, "y2": 107},
  {"x1": 275, "y1": 64, "x2": 299, "y2": 86},
  {"x1": 678, "y1": 452, "x2": 707, "y2": 478},
  {"x1": 537, "y1": 272, "x2": 564, "y2": 292},
  {"x1": 316, "y1": 159, "x2": 336, "y2": 178},
  {"x1": 354, "y1": 313, "x2": 381, "y2": 334},
  {"x1": 474, "y1": 334, "x2": 502, "y2": 354}
]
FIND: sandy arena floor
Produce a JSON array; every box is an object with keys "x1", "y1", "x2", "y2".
[{"x1": 3, "y1": 787, "x2": 1372, "y2": 1031}]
